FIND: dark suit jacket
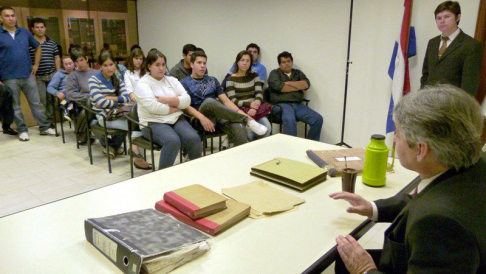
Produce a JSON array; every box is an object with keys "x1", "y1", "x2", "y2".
[
  {"x1": 368, "y1": 159, "x2": 486, "y2": 274},
  {"x1": 420, "y1": 30, "x2": 483, "y2": 96}
]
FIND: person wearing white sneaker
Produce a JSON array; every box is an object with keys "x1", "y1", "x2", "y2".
[
  {"x1": 0, "y1": 7, "x2": 53, "y2": 142},
  {"x1": 19, "y1": 132, "x2": 29, "y2": 141},
  {"x1": 247, "y1": 119, "x2": 267, "y2": 136},
  {"x1": 40, "y1": 127, "x2": 56, "y2": 136},
  {"x1": 181, "y1": 51, "x2": 267, "y2": 147},
  {"x1": 225, "y1": 50, "x2": 271, "y2": 141}
]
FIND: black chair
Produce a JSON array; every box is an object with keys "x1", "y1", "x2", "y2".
[
  {"x1": 263, "y1": 88, "x2": 309, "y2": 138},
  {"x1": 125, "y1": 104, "x2": 187, "y2": 178},
  {"x1": 80, "y1": 101, "x2": 128, "y2": 173},
  {"x1": 50, "y1": 95, "x2": 73, "y2": 144},
  {"x1": 125, "y1": 104, "x2": 162, "y2": 178},
  {"x1": 187, "y1": 115, "x2": 226, "y2": 156}
]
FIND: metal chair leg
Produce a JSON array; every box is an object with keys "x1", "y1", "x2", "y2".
[
  {"x1": 211, "y1": 137, "x2": 214, "y2": 154},
  {"x1": 105, "y1": 134, "x2": 112, "y2": 173},
  {"x1": 50, "y1": 95, "x2": 59, "y2": 137},
  {"x1": 60, "y1": 106, "x2": 66, "y2": 143},
  {"x1": 151, "y1": 148, "x2": 156, "y2": 172}
]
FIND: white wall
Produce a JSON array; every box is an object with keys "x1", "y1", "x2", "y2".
[
  {"x1": 138, "y1": 0, "x2": 480, "y2": 147},
  {"x1": 138, "y1": 0, "x2": 350, "y2": 143}
]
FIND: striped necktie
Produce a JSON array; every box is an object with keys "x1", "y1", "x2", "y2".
[{"x1": 438, "y1": 36, "x2": 449, "y2": 59}]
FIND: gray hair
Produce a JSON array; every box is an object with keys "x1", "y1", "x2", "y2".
[{"x1": 393, "y1": 84, "x2": 483, "y2": 170}]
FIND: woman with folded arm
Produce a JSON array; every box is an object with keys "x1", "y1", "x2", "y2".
[
  {"x1": 134, "y1": 49, "x2": 202, "y2": 170},
  {"x1": 225, "y1": 50, "x2": 271, "y2": 141},
  {"x1": 89, "y1": 50, "x2": 130, "y2": 159}
]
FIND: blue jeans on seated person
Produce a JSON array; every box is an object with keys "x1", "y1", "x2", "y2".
[
  {"x1": 272, "y1": 103, "x2": 323, "y2": 141},
  {"x1": 142, "y1": 116, "x2": 202, "y2": 170},
  {"x1": 246, "y1": 116, "x2": 271, "y2": 141},
  {"x1": 93, "y1": 116, "x2": 128, "y2": 150},
  {"x1": 3, "y1": 75, "x2": 50, "y2": 133}
]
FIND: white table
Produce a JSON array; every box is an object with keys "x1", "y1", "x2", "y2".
[{"x1": 0, "y1": 134, "x2": 418, "y2": 274}]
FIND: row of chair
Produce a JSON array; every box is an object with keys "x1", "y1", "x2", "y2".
[{"x1": 49, "y1": 90, "x2": 310, "y2": 178}]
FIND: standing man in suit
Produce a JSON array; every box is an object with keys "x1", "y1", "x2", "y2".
[
  {"x1": 421, "y1": 1, "x2": 483, "y2": 96},
  {"x1": 330, "y1": 85, "x2": 486, "y2": 273}
]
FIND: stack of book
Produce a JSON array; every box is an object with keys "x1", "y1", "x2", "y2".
[
  {"x1": 250, "y1": 157, "x2": 328, "y2": 191},
  {"x1": 85, "y1": 209, "x2": 210, "y2": 274},
  {"x1": 155, "y1": 184, "x2": 250, "y2": 236}
]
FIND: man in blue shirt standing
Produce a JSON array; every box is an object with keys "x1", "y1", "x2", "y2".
[{"x1": 0, "y1": 6, "x2": 54, "y2": 141}]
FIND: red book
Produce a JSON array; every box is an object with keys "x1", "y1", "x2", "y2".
[
  {"x1": 163, "y1": 184, "x2": 227, "y2": 220},
  {"x1": 155, "y1": 199, "x2": 250, "y2": 236}
]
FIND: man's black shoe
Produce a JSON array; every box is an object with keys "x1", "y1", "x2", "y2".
[{"x1": 2, "y1": 127, "x2": 18, "y2": 135}]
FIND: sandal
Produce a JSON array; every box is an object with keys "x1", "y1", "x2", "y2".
[
  {"x1": 134, "y1": 157, "x2": 152, "y2": 170},
  {"x1": 130, "y1": 148, "x2": 152, "y2": 170},
  {"x1": 103, "y1": 147, "x2": 116, "y2": 159}
]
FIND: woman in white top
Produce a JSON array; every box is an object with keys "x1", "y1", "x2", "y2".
[
  {"x1": 134, "y1": 49, "x2": 202, "y2": 169},
  {"x1": 124, "y1": 48, "x2": 151, "y2": 170}
]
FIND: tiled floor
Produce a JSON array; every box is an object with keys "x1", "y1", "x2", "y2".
[{"x1": 0, "y1": 123, "x2": 161, "y2": 217}]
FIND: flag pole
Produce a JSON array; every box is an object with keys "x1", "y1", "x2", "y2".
[{"x1": 336, "y1": 0, "x2": 354, "y2": 148}]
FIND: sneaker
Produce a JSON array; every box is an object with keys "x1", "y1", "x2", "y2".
[
  {"x1": 40, "y1": 128, "x2": 56, "y2": 136},
  {"x1": 19, "y1": 132, "x2": 30, "y2": 141},
  {"x1": 247, "y1": 120, "x2": 268, "y2": 136},
  {"x1": 103, "y1": 147, "x2": 116, "y2": 159}
]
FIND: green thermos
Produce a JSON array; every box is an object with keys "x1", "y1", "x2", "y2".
[{"x1": 362, "y1": 134, "x2": 395, "y2": 187}]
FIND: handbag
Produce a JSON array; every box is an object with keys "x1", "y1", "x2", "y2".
[
  {"x1": 241, "y1": 102, "x2": 272, "y2": 121},
  {"x1": 104, "y1": 104, "x2": 132, "y2": 121}
]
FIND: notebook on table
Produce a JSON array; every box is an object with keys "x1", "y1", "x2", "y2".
[
  {"x1": 250, "y1": 157, "x2": 327, "y2": 191},
  {"x1": 155, "y1": 199, "x2": 250, "y2": 236},
  {"x1": 164, "y1": 184, "x2": 227, "y2": 220}
]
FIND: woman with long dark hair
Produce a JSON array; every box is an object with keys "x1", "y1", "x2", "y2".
[
  {"x1": 123, "y1": 48, "x2": 151, "y2": 169},
  {"x1": 225, "y1": 50, "x2": 271, "y2": 141},
  {"x1": 134, "y1": 49, "x2": 201, "y2": 170},
  {"x1": 89, "y1": 50, "x2": 130, "y2": 158}
]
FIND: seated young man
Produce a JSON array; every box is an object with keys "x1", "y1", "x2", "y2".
[
  {"x1": 169, "y1": 44, "x2": 197, "y2": 80},
  {"x1": 268, "y1": 51, "x2": 323, "y2": 141},
  {"x1": 65, "y1": 47, "x2": 99, "y2": 144},
  {"x1": 180, "y1": 51, "x2": 267, "y2": 147},
  {"x1": 47, "y1": 56, "x2": 75, "y2": 122}
]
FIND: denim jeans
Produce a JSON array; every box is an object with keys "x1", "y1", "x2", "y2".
[
  {"x1": 3, "y1": 75, "x2": 50, "y2": 133},
  {"x1": 198, "y1": 98, "x2": 248, "y2": 146},
  {"x1": 95, "y1": 115, "x2": 128, "y2": 149},
  {"x1": 36, "y1": 73, "x2": 55, "y2": 124},
  {"x1": 273, "y1": 103, "x2": 323, "y2": 141},
  {"x1": 246, "y1": 116, "x2": 271, "y2": 141},
  {"x1": 0, "y1": 84, "x2": 14, "y2": 129},
  {"x1": 142, "y1": 116, "x2": 202, "y2": 170}
]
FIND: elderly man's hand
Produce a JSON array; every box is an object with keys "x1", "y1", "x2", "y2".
[{"x1": 336, "y1": 235, "x2": 377, "y2": 274}]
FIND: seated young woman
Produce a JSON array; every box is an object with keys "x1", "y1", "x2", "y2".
[
  {"x1": 225, "y1": 50, "x2": 271, "y2": 141},
  {"x1": 88, "y1": 50, "x2": 130, "y2": 159},
  {"x1": 123, "y1": 48, "x2": 152, "y2": 170},
  {"x1": 134, "y1": 49, "x2": 202, "y2": 170}
]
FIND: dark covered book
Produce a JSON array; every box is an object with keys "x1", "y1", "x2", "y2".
[{"x1": 85, "y1": 209, "x2": 210, "y2": 274}]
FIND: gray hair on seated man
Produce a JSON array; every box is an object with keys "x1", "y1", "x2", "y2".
[{"x1": 394, "y1": 84, "x2": 483, "y2": 170}]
